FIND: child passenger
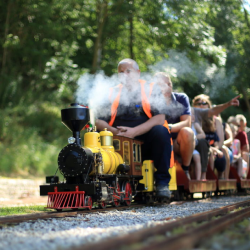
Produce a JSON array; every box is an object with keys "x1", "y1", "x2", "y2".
[
  {"x1": 191, "y1": 108, "x2": 205, "y2": 180},
  {"x1": 235, "y1": 114, "x2": 249, "y2": 177},
  {"x1": 202, "y1": 117, "x2": 226, "y2": 179},
  {"x1": 230, "y1": 124, "x2": 248, "y2": 179}
]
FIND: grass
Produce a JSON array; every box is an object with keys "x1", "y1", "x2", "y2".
[
  {"x1": 0, "y1": 103, "x2": 68, "y2": 178},
  {"x1": 0, "y1": 205, "x2": 53, "y2": 216}
]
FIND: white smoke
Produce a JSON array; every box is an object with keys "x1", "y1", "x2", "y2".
[
  {"x1": 76, "y1": 71, "x2": 117, "y2": 122},
  {"x1": 76, "y1": 70, "x2": 185, "y2": 123},
  {"x1": 150, "y1": 50, "x2": 236, "y2": 98},
  {"x1": 75, "y1": 50, "x2": 235, "y2": 126}
]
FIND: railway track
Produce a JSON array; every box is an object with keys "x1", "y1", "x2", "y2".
[
  {"x1": 0, "y1": 203, "x2": 161, "y2": 225},
  {"x1": 67, "y1": 199, "x2": 250, "y2": 250}
]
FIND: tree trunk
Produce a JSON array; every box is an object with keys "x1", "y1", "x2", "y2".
[
  {"x1": 91, "y1": 0, "x2": 109, "y2": 74},
  {"x1": 129, "y1": 1, "x2": 134, "y2": 60},
  {"x1": 240, "y1": 0, "x2": 250, "y2": 29},
  {"x1": 1, "y1": 0, "x2": 11, "y2": 73}
]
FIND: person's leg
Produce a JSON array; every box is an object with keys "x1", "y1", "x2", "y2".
[
  {"x1": 139, "y1": 125, "x2": 172, "y2": 197},
  {"x1": 214, "y1": 155, "x2": 226, "y2": 179},
  {"x1": 192, "y1": 152, "x2": 201, "y2": 180},
  {"x1": 242, "y1": 151, "x2": 249, "y2": 177},
  {"x1": 221, "y1": 146, "x2": 230, "y2": 179},
  {"x1": 201, "y1": 172, "x2": 207, "y2": 180},
  {"x1": 237, "y1": 158, "x2": 243, "y2": 178},
  {"x1": 195, "y1": 139, "x2": 210, "y2": 178},
  {"x1": 174, "y1": 127, "x2": 195, "y2": 166},
  {"x1": 209, "y1": 149, "x2": 214, "y2": 171}
]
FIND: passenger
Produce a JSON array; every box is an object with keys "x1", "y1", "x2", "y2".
[
  {"x1": 230, "y1": 124, "x2": 248, "y2": 179},
  {"x1": 95, "y1": 59, "x2": 172, "y2": 198},
  {"x1": 202, "y1": 116, "x2": 226, "y2": 179},
  {"x1": 192, "y1": 94, "x2": 240, "y2": 179},
  {"x1": 152, "y1": 72, "x2": 195, "y2": 180},
  {"x1": 220, "y1": 116, "x2": 234, "y2": 178},
  {"x1": 227, "y1": 116, "x2": 238, "y2": 126},
  {"x1": 191, "y1": 107, "x2": 205, "y2": 180},
  {"x1": 235, "y1": 114, "x2": 249, "y2": 177}
]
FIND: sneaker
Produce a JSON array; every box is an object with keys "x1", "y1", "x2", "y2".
[{"x1": 156, "y1": 184, "x2": 171, "y2": 198}]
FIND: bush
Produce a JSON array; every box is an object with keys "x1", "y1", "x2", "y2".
[{"x1": 0, "y1": 103, "x2": 71, "y2": 177}]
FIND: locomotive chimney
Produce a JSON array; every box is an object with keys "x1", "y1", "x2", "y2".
[{"x1": 61, "y1": 103, "x2": 90, "y2": 146}]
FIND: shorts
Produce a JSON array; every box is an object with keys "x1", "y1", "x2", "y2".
[
  {"x1": 193, "y1": 149, "x2": 199, "y2": 155},
  {"x1": 214, "y1": 155, "x2": 226, "y2": 172}
]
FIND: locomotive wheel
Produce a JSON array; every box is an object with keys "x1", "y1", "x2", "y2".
[
  {"x1": 85, "y1": 196, "x2": 93, "y2": 210},
  {"x1": 122, "y1": 181, "x2": 132, "y2": 206},
  {"x1": 98, "y1": 201, "x2": 107, "y2": 209},
  {"x1": 112, "y1": 183, "x2": 121, "y2": 207}
]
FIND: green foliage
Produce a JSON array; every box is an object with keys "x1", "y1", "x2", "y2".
[
  {"x1": 0, "y1": 0, "x2": 250, "y2": 176},
  {"x1": 0, "y1": 104, "x2": 68, "y2": 177}
]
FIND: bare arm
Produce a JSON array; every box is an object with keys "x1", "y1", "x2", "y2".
[
  {"x1": 194, "y1": 122, "x2": 206, "y2": 139},
  {"x1": 234, "y1": 141, "x2": 242, "y2": 160},
  {"x1": 208, "y1": 95, "x2": 240, "y2": 117},
  {"x1": 224, "y1": 123, "x2": 233, "y2": 148},
  {"x1": 211, "y1": 144, "x2": 224, "y2": 158},
  {"x1": 116, "y1": 114, "x2": 165, "y2": 138},
  {"x1": 95, "y1": 119, "x2": 119, "y2": 135},
  {"x1": 215, "y1": 117, "x2": 224, "y2": 149},
  {"x1": 242, "y1": 144, "x2": 249, "y2": 153},
  {"x1": 169, "y1": 114, "x2": 191, "y2": 133}
]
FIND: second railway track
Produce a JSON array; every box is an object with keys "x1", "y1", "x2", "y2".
[{"x1": 69, "y1": 199, "x2": 250, "y2": 250}]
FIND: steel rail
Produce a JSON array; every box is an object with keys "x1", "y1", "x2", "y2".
[
  {"x1": 71, "y1": 199, "x2": 250, "y2": 250},
  {"x1": 0, "y1": 203, "x2": 148, "y2": 224},
  {"x1": 140, "y1": 205, "x2": 250, "y2": 250}
]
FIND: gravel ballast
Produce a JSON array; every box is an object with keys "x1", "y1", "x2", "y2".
[{"x1": 0, "y1": 196, "x2": 250, "y2": 250}]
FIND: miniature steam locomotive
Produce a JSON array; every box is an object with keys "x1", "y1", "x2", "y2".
[{"x1": 40, "y1": 103, "x2": 177, "y2": 211}]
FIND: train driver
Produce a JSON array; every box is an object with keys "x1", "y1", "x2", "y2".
[{"x1": 95, "y1": 58, "x2": 173, "y2": 199}]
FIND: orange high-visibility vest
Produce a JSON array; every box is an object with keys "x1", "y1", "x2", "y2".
[{"x1": 108, "y1": 79, "x2": 174, "y2": 168}]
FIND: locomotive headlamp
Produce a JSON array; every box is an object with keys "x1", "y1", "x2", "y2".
[{"x1": 68, "y1": 137, "x2": 76, "y2": 144}]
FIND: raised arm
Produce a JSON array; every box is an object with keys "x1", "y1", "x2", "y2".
[{"x1": 208, "y1": 95, "x2": 240, "y2": 117}]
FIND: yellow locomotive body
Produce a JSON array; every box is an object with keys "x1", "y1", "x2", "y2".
[
  {"x1": 84, "y1": 129, "x2": 123, "y2": 175},
  {"x1": 139, "y1": 160, "x2": 177, "y2": 192}
]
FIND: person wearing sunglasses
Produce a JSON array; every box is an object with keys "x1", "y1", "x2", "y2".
[
  {"x1": 192, "y1": 94, "x2": 240, "y2": 125},
  {"x1": 192, "y1": 94, "x2": 238, "y2": 179}
]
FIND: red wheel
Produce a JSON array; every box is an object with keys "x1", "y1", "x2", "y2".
[
  {"x1": 123, "y1": 182, "x2": 132, "y2": 206},
  {"x1": 85, "y1": 196, "x2": 92, "y2": 210},
  {"x1": 98, "y1": 201, "x2": 107, "y2": 209},
  {"x1": 113, "y1": 183, "x2": 121, "y2": 207}
]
